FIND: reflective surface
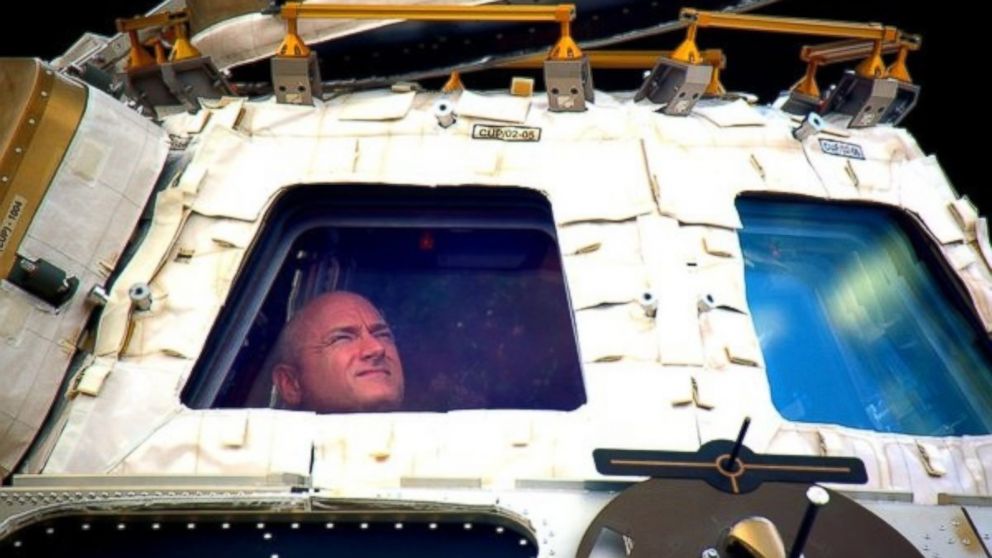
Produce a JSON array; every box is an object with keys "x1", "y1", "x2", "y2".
[{"x1": 738, "y1": 197, "x2": 992, "y2": 435}]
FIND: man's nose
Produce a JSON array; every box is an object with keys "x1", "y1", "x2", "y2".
[{"x1": 358, "y1": 331, "x2": 386, "y2": 359}]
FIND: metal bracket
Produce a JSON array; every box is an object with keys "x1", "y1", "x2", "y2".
[
  {"x1": 272, "y1": 52, "x2": 323, "y2": 105},
  {"x1": 822, "y1": 71, "x2": 904, "y2": 128},
  {"x1": 125, "y1": 55, "x2": 233, "y2": 113},
  {"x1": 160, "y1": 56, "x2": 235, "y2": 113},
  {"x1": 124, "y1": 64, "x2": 178, "y2": 112},
  {"x1": 7, "y1": 255, "x2": 78, "y2": 308},
  {"x1": 543, "y1": 56, "x2": 594, "y2": 112},
  {"x1": 635, "y1": 58, "x2": 712, "y2": 116}
]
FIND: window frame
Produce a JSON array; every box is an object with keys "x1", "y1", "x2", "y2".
[
  {"x1": 736, "y1": 193, "x2": 992, "y2": 435},
  {"x1": 182, "y1": 184, "x2": 585, "y2": 411}
]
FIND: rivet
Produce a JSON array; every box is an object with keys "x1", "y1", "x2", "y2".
[
  {"x1": 152, "y1": 523, "x2": 160, "y2": 530},
  {"x1": 360, "y1": 523, "x2": 369, "y2": 530},
  {"x1": 290, "y1": 523, "x2": 300, "y2": 530},
  {"x1": 15, "y1": 147, "x2": 22, "y2": 154},
  {"x1": 519, "y1": 539, "x2": 527, "y2": 546},
  {"x1": 325, "y1": 523, "x2": 334, "y2": 529},
  {"x1": 13, "y1": 541, "x2": 22, "y2": 548},
  {"x1": 187, "y1": 523, "x2": 196, "y2": 530},
  {"x1": 117, "y1": 523, "x2": 126, "y2": 531},
  {"x1": 496, "y1": 527, "x2": 504, "y2": 534},
  {"x1": 257, "y1": 523, "x2": 265, "y2": 530},
  {"x1": 394, "y1": 523, "x2": 403, "y2": 530},
  {"x1": 221, "y1": 523, "x2": 230, "y2": 530},
  {"x1": 45, "y1": 527, "x2": 54, "y2": 535},
  {"x1": 963, "y1": 539, "x2": 971, "y2": 546},
  {"x1": 464, "y1": 523, "x2": 472, "y2": 530},
  {"x1": 29, "y1": 118, "x2": 36, "y2": 125},
  {"x1": 81, "y1": 524, "x2": 90, "y2": 531},
  {"x1": 263, "y1": 533, "x2": 272, "y2": 540},
  {"x1": 429, "y1": 523, "x2": 437, "y2": 530}
]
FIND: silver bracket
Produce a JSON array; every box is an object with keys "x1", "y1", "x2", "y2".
[
  {"x1": 124, "y1": 64, "x2": 179, "y2": 110},
  {"x1": 543, "y1": 56, "x2": 594, "y2": 112},
  {"x1": 634, "y1": 58, "x2": 712, "y2": 116},
  {"x1": 160, "y1": 56, "x2": 235, "y2": 113},
  {"x1": 125, "y1": 56, "x2": 233, "y2": 114},
  {"x1": 272, "y1": 52, "x2": 323, "y2": 105},
  {"x1": 822, "y1": 71, "x2": 900, "y2": 128}
]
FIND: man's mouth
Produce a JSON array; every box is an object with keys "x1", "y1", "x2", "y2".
[{"x1": 356, "y1": 369, "x2": 390, "y2": 378}]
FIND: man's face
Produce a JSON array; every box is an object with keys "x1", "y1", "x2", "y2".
[{"x1": 288, "y1": 294, "x2": 404, "y2": 413}]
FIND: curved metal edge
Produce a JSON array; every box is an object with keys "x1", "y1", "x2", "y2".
[
  {"x1": 0, "y1": 493, "x2": 309, "y2": 541},
  {"x1": 187, "y1": 0, "x2": 270, "y2": 36},
  {"x1": 0, "y1": 492, "x2": 537, "y2": 547},
  {"x1": 0, "y1": 58, "x2": 88, "y2": 279}
]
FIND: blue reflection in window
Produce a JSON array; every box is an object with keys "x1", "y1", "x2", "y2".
[{"x1": 737, "y1": 197, "x2": 992, "y2": 436}]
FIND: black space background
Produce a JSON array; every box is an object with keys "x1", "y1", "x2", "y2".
[{"x1": 1, "y1": 1, "x2": 981, "y2": 210}]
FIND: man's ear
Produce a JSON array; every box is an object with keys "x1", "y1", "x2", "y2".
[{"x1": 273, "y1": 364, "x2": 302, "y2": 408}]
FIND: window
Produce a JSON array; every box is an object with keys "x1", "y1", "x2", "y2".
[
  {"x1": 182, "y1": 185, "x2": 585, "y2": 413},
  {"x1": 1, "y1": 513, "x2": 536, "y2": 558},
  {"x1": 738, "y1": 196, "x2": 992, "y2": 436}
]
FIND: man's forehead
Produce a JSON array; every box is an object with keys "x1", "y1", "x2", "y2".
[{"x1": 306, "y1": 294, "x2": 386, "y2": 330}]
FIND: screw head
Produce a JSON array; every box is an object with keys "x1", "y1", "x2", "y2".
[{"x1": 806, "y1": 485, "x2": 830, "y2": 506}]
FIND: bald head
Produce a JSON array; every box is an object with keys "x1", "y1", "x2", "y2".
[{"x1": 272, "y1": 292, "x2": 404, "y2": 413}]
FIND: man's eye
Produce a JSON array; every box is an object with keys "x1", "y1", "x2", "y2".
[
  {"x1": 327, "y1": 334, "x2": 354, "y2": 345},
  {"x1": 374, "y1": 330, "x2": 395, "y2": 341}
]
